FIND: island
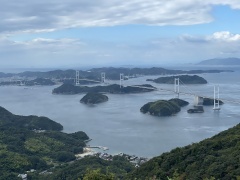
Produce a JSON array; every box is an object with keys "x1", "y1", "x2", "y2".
[
  {"x1": 0, "y1": 78, "x2": 56, "y2": 86},
  {"x1": 52, "y1": 83, "x2": 156, "y2": 94},
  {"x1": 80, "y1": 93, "x2": 108, "y2": 104},
  {"x1": 25, "y1": 78, "x2": 56, "y2": 86},
  {"x1": 147, "y1": 75, "x2": 207, "y2": 84},
  {"x1": 203, "y1": 97, "x2": 224, "y2": 105},
  {"x1": 140, "y1": 98, "x2": 189, "y2": 116}
]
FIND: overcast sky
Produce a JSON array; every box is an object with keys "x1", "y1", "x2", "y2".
[{"x1": 0, "y1": 0, "x2": 240, "y2": 68}]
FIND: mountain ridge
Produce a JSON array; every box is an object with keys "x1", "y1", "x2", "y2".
[{"x1": 198, "y1": 57, "x2": 240, "y2": 65}]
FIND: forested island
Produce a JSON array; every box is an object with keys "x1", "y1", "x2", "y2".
[
  {"x1": 80, "y1": 93, "x2": 109, "y2": 104},
  {"x1": 147, "y1": 75, "x2": 208, "y2": 84},
  {"x1": 140, "y1": 98, "x2": 189, "y2": 116},
  {"x1": 0, "y1": 78, "x2": 56, "y2": 86},
  {"x1": 52, "y1": 83, "x2": 156, "y2": 94}
]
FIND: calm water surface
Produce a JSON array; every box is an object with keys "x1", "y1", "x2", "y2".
[{"x1": 0, "y1": 70, "x2": 239, "y2": 157}]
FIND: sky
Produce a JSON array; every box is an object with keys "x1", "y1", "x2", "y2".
[{"x1": 0, "y1": 0, "x2": 240, "y2": 69}]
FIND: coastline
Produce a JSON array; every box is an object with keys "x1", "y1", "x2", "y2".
[{"x1": 75, "y1": 147, "x2": 96, "y2": 158}]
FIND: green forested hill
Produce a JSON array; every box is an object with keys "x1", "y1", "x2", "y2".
[
  {"x1": 0, "y1": 106, "x2": 89, "y2": 179},
  {"x1": 128, "y1": 123, "x2": 240, "y2": 180}
]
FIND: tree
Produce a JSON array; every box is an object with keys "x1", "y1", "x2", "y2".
[{"x1": 83, "y1": 169, "x2": 114, "y2": 180}]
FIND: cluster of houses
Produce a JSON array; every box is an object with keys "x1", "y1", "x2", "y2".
[{"x1": 89, "y1": 152, "x2": 149, "y2": 167}]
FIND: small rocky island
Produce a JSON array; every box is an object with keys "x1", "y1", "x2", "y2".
[
  {"x1": 147, "y1": 75, "x2": 207, "y2": 84},
  {"x1": 203, "y1": 98, "x2": 224, "y2": 105},
  {"x1": 52, "y1": 83, "x2": 156, "y2": 94},
  {"x1": 140, "y1": 98, "x2": 189, "y2": 116},
  {"x1": 187, "y1": 98, "x2": 224, "y2": 113},
  {"x1": 80, "y1": 93, "x2": 108, "y2": 104}
]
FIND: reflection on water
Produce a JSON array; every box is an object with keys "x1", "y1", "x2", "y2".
[{"x1": 0, "y1": 71, "x2": 240, "y2": 157}]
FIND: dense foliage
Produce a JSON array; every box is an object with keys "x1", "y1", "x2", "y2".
[
  {"x1": 140, "y1": 99, "x2": 183, "y2": 116},
  {"x1": 128, "y1": 123, "x2": 240, "y2": 180},
  {"x1": 0, "y1": 106, "x2": 89, "y2": 179},
  {"x1": 168, "y1": 98, "x2": 189, "y2": 107},
  {"x1": 25, "y1": 78, "x2": 55, "y2": 86},
  {"x1": 52, "y1": 83, "x2": 155, "y2": 94},
  {"x1": 0, "y1": 106, "x2": 63, "y2": 131},
  {"x1": 29, "y1": 156, "x2": 134, "y2": 180},
  {"x1": 80, "y1": 92, "x2": 109, "y2": 104},
  {"x1": 147, "y1": 75, "x2": 208, "y2": 84}
]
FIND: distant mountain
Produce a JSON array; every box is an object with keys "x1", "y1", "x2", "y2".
[{"x1": 198, "y1": 57, "x2": 240, "y2": 65}]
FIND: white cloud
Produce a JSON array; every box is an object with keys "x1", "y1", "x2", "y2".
[
  {"x1": 210, "y1": 31, "x2": 240, "y2": 41},
  {"x1": 1, "y1": 32, "x2": 240, "y2": 68},
  {"x1": 0, "y1": 0, "x2": 240, "y2": 34}
]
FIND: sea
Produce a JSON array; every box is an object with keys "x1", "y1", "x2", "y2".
[{"x1": 0, "y1": 66, "x2": 240, "y2": 158}]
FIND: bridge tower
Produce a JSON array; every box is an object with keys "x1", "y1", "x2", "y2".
[
  {"x1": 174, "y1": 78, "x2": 180, "y2": 98},
  {"x1": 76, "y1": 70, "x2": 80, "y2": 86},
  {"x1": 120, "y1": 73, "x2": 124, "y2": 88},
  {"x1": 213, "y1": 85, "x2": 220, "y2": 110},
  {"x1": 101, "y1": 72, "x2": 105, "y2": 83}
]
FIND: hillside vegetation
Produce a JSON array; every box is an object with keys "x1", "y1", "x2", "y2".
[
  {"x1": 128, "y1": 123, "x2": 240, "y2": 179},
  {"x1": 0, "y1": 106, "x2": 89, "y2": 179}
]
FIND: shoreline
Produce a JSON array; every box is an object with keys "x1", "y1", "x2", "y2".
[{"x1": 75, "y1": 147, "x2": 96, "y2": 158}]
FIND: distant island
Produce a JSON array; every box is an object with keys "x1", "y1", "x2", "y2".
[
  {"x1": 52, "y1": 83, "x2": 156, "y2": 95},
  {"x1": 147, "y1": 75, "x2": 207, "y2": 84},
  {"x1": 80, "y1": 93, "x2": 108, "y2": 104},
  {"x1": 0, "y1": 78, "x2": 56, "y2": 86},
  {"x1": 140, "y1": 98, "x2": 189, "y2": 116},
  {"x1": 197, "y1": 57, "x2": 240, "y2": 66},
  {"x1": 0, "y1": 67, "x2": 232, "y2": 81}
]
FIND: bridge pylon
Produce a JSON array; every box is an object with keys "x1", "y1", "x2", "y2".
[
  {"x1": 76, "y1": 70, "x2": 80, "y2": 86},
  {"x1": 101, "y1": 72, "x2": 105, "y2": 83},
  {"x1": 174, "y1": 78, "x2": 180, "y2": 98},
  {"x1": 213, "y1": 85, "x2": 220, "y2": 110},
  {"x1": 120, "y1": 73, "x2": 124, "y2": 88}
]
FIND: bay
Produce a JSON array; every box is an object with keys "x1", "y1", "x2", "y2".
[{"x1": 0, "y1": 70, "x2": 239, "y2": 157}]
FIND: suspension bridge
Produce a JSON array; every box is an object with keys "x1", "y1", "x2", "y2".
[{"x1": 74, "y1": 70, "x2": 240, "y2": 110}]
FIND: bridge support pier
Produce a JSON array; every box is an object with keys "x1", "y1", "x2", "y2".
[
  {"x1": 174, "y1": 78, "x2": 180, "y2": 98},
  {"x1": 76, "y1": 70, "x2": 80, "y2": 86},
  {"x1": 101, "y1": 73, "x2": 105, "y2": 83},
  {"x1": 213, "y1": 85, "x2": 220, "y2": 110},
  {"x1": 120, "y1": 73, "x2": 124, "y2": 88}
]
